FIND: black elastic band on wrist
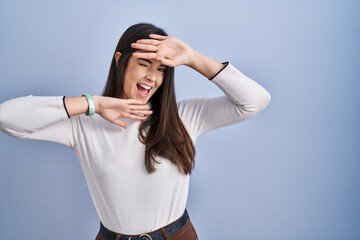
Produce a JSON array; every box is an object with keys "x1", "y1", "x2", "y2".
[
  {"x1": 63, "y1": 96, "x2": 70, "y2": 118},
  {"x1": 209, "y1": 62, "x2": 229, "y2": 81}
]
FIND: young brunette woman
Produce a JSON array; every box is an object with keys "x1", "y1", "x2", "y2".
[{"x1": 0, "y1": 23, "x2": 271, "y2": 240}]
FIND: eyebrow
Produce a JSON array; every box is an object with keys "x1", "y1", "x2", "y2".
[{"x1": 137, "y1": 58, "x2": 167, "y2": 68}]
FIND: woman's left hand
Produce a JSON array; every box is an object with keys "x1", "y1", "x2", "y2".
[{"x1": 131, "y1": 34, "x2": 195, "y2": 67}]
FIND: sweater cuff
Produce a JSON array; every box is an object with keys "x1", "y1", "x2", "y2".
[
  {"x1": 208, "y1": 62, "x2": 229, "y2": 80},
  {"x1": 62, "y1": 96, "x2": 70, "y2": 118}
]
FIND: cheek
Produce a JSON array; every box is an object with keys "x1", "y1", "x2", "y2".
[
  {"x1": 156, "y1": 75, "x2": 165, "y2": 87},
  {"x1": 124, "y1": 72, "x2": 139, "y2": 87}
]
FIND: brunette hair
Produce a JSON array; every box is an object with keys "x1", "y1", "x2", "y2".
[{"x1": 102, "y1": 23, "x2": 195, "y2": 174}]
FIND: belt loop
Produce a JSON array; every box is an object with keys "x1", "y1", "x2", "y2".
[{"x1": 161, "y1": 227, "x2": 171, "y2": 240}]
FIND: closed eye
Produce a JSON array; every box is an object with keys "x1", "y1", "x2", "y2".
[
  {"x1": 137, "y1": 58, "x2": 151, "y2": 66},
  {"x1": 138, "y1": 62, "x2": 149, "y2": 67}
]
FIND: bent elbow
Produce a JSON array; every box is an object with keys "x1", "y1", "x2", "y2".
[
  {"x1": 0, "y1": 101, "x2": 28, "y2": 137},
  {"x1": 0, "y1": 103, "x2": 8, "y2": 133},
  {"x1": 257, "y1": 89, "x2": 271, "y2": 112},
  {"x1": 249, "y1": 89, "x2": 271, "y2": 113},
  {"x1": 234, "y1": 89, "x2": 271, "y2": 117}
]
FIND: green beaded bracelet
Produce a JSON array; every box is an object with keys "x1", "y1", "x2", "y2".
[{"x1": 82, "y1": 93, "x2": 96, "y2": 116}]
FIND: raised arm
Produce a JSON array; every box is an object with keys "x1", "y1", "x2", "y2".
[
  {"x1": 178, "y1": 63, "x2": 271, "y2": 137},
  {"x1": 131, "y1": 34, "x2": 271, "y2": 137}
]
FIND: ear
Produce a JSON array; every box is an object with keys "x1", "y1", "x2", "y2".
[{"x1": 114, "y1": 51, "x2": 122, "y2": 65}]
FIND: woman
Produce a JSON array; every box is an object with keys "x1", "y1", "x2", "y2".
[{"x1": 0, "y1": 23, "x2": 271, "y2": 239}]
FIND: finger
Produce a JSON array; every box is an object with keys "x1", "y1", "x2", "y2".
[
  {"x1": 131, "y1": 110, "x2": 153, "y2": 116},
  {"x1": 131, "y1": 43, "x2": 157, "y2": 52},
  {"x1": 125, "y1": 110, "x2": 152, "y2": 117},
  {"x1": 121, "y1": 110, "x2": 150, "y2": 118},
  {"x1": 129, "y1": 105, "x2": 152, "y2": 111},
  {"x1": 112, "y1": 119, "x2": 128, "y2": 129},
  {"x1": 125, "y1": 99, "x2": 149, "y2": 105},
  {"x1": 149, "y1": 34, "x2": 168, "y2": 40},
  {"x1": 132, "y1": 52, "x2": 157, "y2": 60},
  {"x1": 122, "y1": 98, "x2": 147, "y2": 105},
  {"x1": 128, "y1": 114, "x2": 150, "y2": 121},
  {"x1": 136, "y1": 39, "x2": 161, "y2": 46},
  {"x1": 155, "y1": 56, "x2": 175, "y2": 67}
]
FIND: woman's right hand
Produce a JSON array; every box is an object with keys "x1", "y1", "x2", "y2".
[{"x1": 94, "y1": 96, "x2": 152, "y2": 129}]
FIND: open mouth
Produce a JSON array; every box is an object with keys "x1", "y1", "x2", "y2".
[{"x1": 136, "y1": 83, "x2": 153, "y2": 97}]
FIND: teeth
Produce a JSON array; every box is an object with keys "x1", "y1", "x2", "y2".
[{"x1": 139, "y1": 83, "x2": 152, "y2": 90}]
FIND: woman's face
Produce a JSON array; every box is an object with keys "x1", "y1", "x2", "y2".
[{"x1": 122, "y1": 53, "x2": 166, "y2": 102}]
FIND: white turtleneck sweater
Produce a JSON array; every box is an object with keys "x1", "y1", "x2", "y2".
[{"x1": 0, "y1": 63, "x2": 270, "y2": 234}]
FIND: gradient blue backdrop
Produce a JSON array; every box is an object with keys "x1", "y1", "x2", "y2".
[{"x1": 0, "y1": 0, "x2": 359, "y2": 239}]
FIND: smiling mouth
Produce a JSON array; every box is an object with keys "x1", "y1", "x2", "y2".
[{"x1": 137, "y1": 83, "x2": 153, "y2": 97}]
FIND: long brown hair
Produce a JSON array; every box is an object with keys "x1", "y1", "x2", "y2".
[{"x1": 102, "y1": 23, "x2": 195, "y2": 174}]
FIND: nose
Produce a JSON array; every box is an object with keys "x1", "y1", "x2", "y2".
[{"x1": 146, "y1": 69, "x2": 156, "y2": 82}]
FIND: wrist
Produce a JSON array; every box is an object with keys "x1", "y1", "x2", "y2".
[
  {"x1": 186, "y1": 51, "x2": 223, "y2": 78},
  {"x1": 93, "y1": 95, "x2": 100, "y2": 114},
  {"x1": 185, "y1": 48, "x2": 199, "y2": 68}
]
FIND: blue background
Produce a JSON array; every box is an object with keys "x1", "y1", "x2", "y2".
[{"x1": 0, "y1": 0, "x2": 359, "y2": 239}]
